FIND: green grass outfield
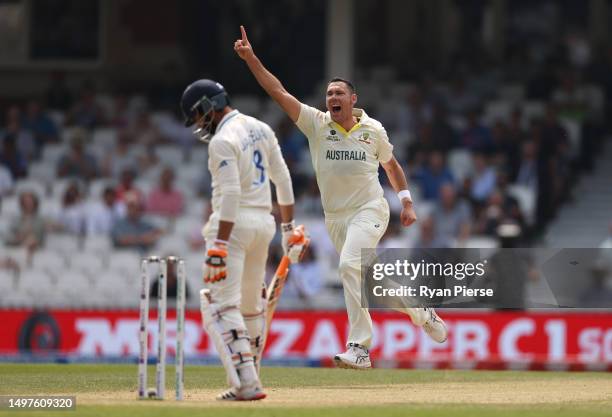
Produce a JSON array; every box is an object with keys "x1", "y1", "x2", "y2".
[{"x1": 0, "y1": 364, "x2": 611, "y2": 417}]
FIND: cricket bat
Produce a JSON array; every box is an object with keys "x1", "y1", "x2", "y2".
[
  {"x1": 265, "y1": 255, "x2": 291, "y2": 333},
  {"x1": 262, "y1": 225, "x2": 308, "y2": 353}
]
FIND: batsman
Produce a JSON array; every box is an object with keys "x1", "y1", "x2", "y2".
[
  {"x1": 235, "y1": 25, "x2": 447, "y2": 369},
  {"x1": 180, "y1": 79, "x2": 308, "y2": 400}
]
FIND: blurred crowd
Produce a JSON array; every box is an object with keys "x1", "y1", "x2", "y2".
[
  {"x1": 0, "y1": 76, "x2": 197, "y2": 267},
  {"x1": 1, "y1": 19, "x2": 611, "y2": 307}
]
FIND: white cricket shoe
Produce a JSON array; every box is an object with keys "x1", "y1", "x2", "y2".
[
  {"x1": 422, "y1": 308, "x2": 448, "y2": 343},
  {"x1": 216, "y1": 383, "x2": 266, "y2": 401},
  {"x1": 333, "y1": 343, "x2": 371, "y2": 369}
]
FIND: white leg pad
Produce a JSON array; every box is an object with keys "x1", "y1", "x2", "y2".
[
  {"x1": 244, "y1": 284, "x2": 267, "y2": 373},
  {"x1": 244, "y1": 310, "x2": 266, "y2": 373},
  {"x1": 200, "y1": 289, "x2": 257, "y2": 389}
]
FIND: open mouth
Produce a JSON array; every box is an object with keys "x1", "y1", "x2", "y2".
[{"x1": 331, "y1": 105, "x2": 341, "y2": 114}]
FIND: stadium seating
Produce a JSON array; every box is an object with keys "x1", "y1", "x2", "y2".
[
  {"x1": 1, "y1": 66, "x2": 607, "y2": 311},
  {"x1": 448, "y1": 149, "x2": 474, "y2": 182}
]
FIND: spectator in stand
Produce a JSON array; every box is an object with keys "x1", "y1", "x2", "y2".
[
  {"x1": 504, "y1": 108, "x2": 528, "y2": 177},
  {"x1": 475, "y1": 188, "x2": 525, "y2": 237},
  {"x1": 0, "y1": 134, "x2": 28, "y2": 179},
  {"x1": 0, "y1": 256, "x2": 19, "y2": 274},
  {"x1": 111, "y1": 191, "x2": 162, "y2": 253},
  {"x1": 552, "y1": 69, "x2": 588, "y2": 123},
  {"x1": 109, "y1": 93, "x2": 132, "y2": 129},
  {"x1": 45, "y1": 72, "x2": 73, "y2": 111},
  {"x1": 545, "y1": 108, "x2": 574, "y2": 201},
  {"x1": 444, "y1": 76, "x2": 479, "y2": 117},
  {"x1": 146, "y1": 166, "x2": 184, "y2": 218},
  {"x1": 127, "y1": 106, "x2": 165, "y2": 147},
  {"x1": 412, "y1": 150, "x2": 455, "y2": 201},
  {"x1": 57, "y1": 129, "x2": 99, "y2": 181},
  {"x1": 507, "y1": 108, "x2": 526, "y2": 143},
  {"x1": 526, "y1": 57, "x2": 558, "y2": 101},
  {"x1": 431, "y1": 183, "x2": 472, "y2": 245},
  {"x1": 66, "y1": 81, "x2": 105, "y2": 129},
  {"x1": 4, "y1": 191, "x2": 47, "y2": 258},
  {"x1": 540, "y1": 105, "x2": 569, "y2": 154},
  {"x1": 515, "y1": 141, "x2": 539, "y2": 193},
  {"x1": 414, "y1": 216, "x2": 450, "y2": 249},
  {"x1": 86, "y1": 186, "x2": 124, "y2": 235},
  {"x1": 537, "y1": 106, "x2": 569, "y2": 226},
  {"x1": 469, "y1": 152, "x2": 497, "y2": 203},
  {"x1": 55, "y1": 182, "x2": 86, "y2": 235},
  {"x1": 460, "y1": 109, "x2": 493, "y2": 153},
  {"x1": 394, "y1": 87, "x2": 432, "y2": 135},
  {"x1": 429, "y1": 102, "x2": 457, "y2": 153},
  {"x1": 0, "y1": 164, "x2": 13, "y2": 197},
  {"x1": 490, "y1": 119, "x2": 521, "y2": 177},
  {"x1": 4, "y1": 106, "x2": 37, "y2": 162},
  {"x1": 115, "y1": 167, "x2": 145, "y2": 205},
  {"x1": 406, "y1": 121, "x2": 436, "y2": 168},
  {"x1": 102, "y1": 131, "x2": 142, "y2": 179},
  {"x1": 21, "y1": 99, "x2": 59, "y2": 147}
]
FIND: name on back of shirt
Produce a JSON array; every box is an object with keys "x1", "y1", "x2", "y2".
[{"x1": 240, "y1": 128, "x2": 267, "y2": 151}]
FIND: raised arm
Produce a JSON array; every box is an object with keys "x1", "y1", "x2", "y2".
[{"x1": 234, "y1": 25, "x2": 302, "y2": 122}]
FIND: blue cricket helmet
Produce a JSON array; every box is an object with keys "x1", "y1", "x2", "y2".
[{"x1": 180, "y1": 79, "x2": 230, "y2": 142}]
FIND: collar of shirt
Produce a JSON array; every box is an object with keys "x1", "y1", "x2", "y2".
[
  {"x1": 215, "y1": 109, "x2": 240, "y2": 134},
  {"x1": 324, "y1": 108, "x2": 370, "y2": 135}
]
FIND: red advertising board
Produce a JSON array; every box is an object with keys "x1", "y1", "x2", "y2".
[{"x1": 2, "y1": 309, "x2": 611, "y2": 369}]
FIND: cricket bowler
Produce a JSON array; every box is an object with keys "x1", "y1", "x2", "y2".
[{"x1": 234, "y1": 25, "x2": 447, "y2": 369}]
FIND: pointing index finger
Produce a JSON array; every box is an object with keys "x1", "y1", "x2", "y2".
[{"x1": 240, "y1": 25, "x2": 248, "y2": 42}]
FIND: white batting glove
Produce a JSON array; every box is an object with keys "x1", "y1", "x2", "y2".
[
  {"x1": 281, "y1": 221, "x2": 310, "y2": 264},
  {"x1": 202, "y1": 239, "x2": 228, "y2": 284}
]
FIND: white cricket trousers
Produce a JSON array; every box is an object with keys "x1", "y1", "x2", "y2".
[
  {"x1": 202, "y1": 208, "x2": 276, "y2": 318},
  {"x1": 325, "y1": 197, "x2": 428, "y2": 349},
  {"x1": 325, "y1": 198, "x2": 388, "y2": 349}
]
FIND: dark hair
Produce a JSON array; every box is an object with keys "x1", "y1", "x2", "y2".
[
  {"x1": 328, "y1": 77, "x2": 356, "y2": 94},
  {"x1": 63, "y1": 182, "x2": 81, "y2": 206},
  {"x1": 102, "y1": 186, "x2": 116, "y2": 197}
]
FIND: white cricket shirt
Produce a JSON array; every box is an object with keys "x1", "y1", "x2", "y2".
[
  {"x1": 208, "y1": 110, "x2": 292, "y2": 219},
  {"x1": 296, "y1": 104, "x2": 393, "y2": 214}
]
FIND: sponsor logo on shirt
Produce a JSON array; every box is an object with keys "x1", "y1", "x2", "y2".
[
  {"x1": 325, "y1": 150, "x2": 366, "y2": 161},
  {"x1": 326, "y1": 129, "x2": 340, "y2": 142},
  {"x1": 358, "y1": 132, "x2": 371, "y2": 144}
]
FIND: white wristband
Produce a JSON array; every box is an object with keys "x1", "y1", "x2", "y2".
[
  {"x1": 397, "y1": 189, "x2": 412, "y2": 203},
  {"x1": 281, "y1": 220, "x2": 295, "y2": 233},
  {"x1": 213, "y1": 238, "x2": 228, "y2": 247}
]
